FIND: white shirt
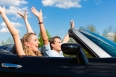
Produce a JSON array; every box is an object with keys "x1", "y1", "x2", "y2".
[{"x1": 42, "y1": 43, "x2": 64, "y2": 57}]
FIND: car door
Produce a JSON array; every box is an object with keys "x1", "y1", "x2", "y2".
[
  {"x1": 0, "y1": 54, "x2": 82, "y2": 77},
  {"x1": 1, "y1": 45, "x2": 116, "y2": 77}
]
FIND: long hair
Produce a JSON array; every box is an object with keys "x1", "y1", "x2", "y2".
[{"x1": 21, "y1": 32, "x2": 42, "y2": 56}]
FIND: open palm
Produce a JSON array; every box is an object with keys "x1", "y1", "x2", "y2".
[
  {"x1": 17, "y1": 11, "x2": 27, "y2": 20},
  {"x1": 31, "y1": 7, "x2": 42, "y2": 18}
]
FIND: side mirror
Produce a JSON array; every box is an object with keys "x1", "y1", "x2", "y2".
[{"x1": 61, "y1": 43, "x2": 89, "y2": 65}]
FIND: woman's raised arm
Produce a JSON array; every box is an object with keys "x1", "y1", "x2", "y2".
[
  {"x1": 0, "y1": 6, "x2": 25, "y2": 56},
  {"x1": 17, "y1": 11, "x2": 34, "y2": 33}
]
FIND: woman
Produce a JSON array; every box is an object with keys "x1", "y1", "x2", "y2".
[
  {"x1": 31, "y1": 7, "x2": 74, "y2": 57},
  {"x1": 17, "y1": 10, "x2": 43, "y2": 56},
  {"x1": 0, "y1": 6, "x2": 42, "y2": 56}
]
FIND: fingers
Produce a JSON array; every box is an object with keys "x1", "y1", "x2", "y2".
[
  {"x1": 70, "y1": 20, "x2": 74, "y2": 23},
  {"x1": 2, "y1": 6, "x2": 5, "y2": 9},
  {"x1": 24, "y1": 10, "x2": 27, "y2": 14},
  {"x1": 0, "y1": 6, "x2": 5, "y2": 15},
  {"x1": 31, "y1": 6, "x2": 42, "y2": 13},
  {"x1": 70, "y1": 20, "x2": 74, "y2": 25},
  {"x1": 17, "y1": 12, "x2": 23, "y2": 16},
  {"x1": 70, "y1": 20, "x2": 74, "y2": 28},
  {"x1": 40, "y1": 9, "x2": 43, "y2": 15},
  {"x1": 0, "y1": 6, "x2": 5, "y2": 8},
  {"x1": 31, "y1": 7, "x2": 36, "y2": 12},
  {"x1": 40, "y1": 9, "x2": 42, "y2": 13},
  {"x1": 0, "y1": 6, "x2": 5, "y2": 10}
]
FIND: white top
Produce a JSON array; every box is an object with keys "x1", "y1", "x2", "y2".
[{"x1": 42, "y1": 43, "x2": 64, "y2": 57}]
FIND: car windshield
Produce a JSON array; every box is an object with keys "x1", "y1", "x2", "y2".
[{"x1": 79, "y1": 29, "x2": 116, "y2": 57}]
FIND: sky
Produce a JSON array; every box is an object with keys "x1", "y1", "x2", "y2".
[{"x1": 0, "y1": 0, "x2": 116, "y2": 42}]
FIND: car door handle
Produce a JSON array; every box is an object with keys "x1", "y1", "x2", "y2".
[{"x1": 1, "y1": 63, "x2": 22, "y2": 68}]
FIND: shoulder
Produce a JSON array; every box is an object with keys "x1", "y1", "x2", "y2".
[{"x1": 42, "y1": 43, "x2": 51, "y2": 50}]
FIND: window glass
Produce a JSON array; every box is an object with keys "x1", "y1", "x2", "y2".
[
  {"x1": 79, "y1": 29, "x2": 116, "y2": 57},
  {"x1": 64, "y1": 38, "x2": 93, "y2": 58}
]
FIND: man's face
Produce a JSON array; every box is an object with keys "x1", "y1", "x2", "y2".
[{"x1": 52, "y1": 38, "x2": 62, "y2": 52}]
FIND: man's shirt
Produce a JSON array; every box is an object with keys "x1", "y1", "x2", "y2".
[{"x1": 42, "y1": 43, "x2": 64, "y2": 57}]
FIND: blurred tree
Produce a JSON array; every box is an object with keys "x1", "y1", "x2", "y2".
[
  {"x1": 86, "y1": 24, "x2": 96, "y2": 32},
  {"x1": 0, "y1": 41, "x2": 5, "y2": 45},
  {"x1": 114, "y1": 34, "x2": 116, "y2": 43},
  {"x1": 6, "y1": 38, "x2": 14, "y2": 44},
  {"x1": 108, "y1": 26, "x2": 113, "y2": 33},
  {"x1": 79, "y1": 26, "x2": 85, "y2": 30},
  {"x1": 68, "y1": 38, "x2": 76, "y2": 43},
  {"x1": 102, "y1": 29, "x2": 108, "y2": 37}
]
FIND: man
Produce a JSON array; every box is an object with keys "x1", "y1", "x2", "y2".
[
  {"x1": 42, "y1": 20, "x2": 74, "y2": 57},
  {"x1": 31, "y1": 7, "x2": 74, "y2": 57}
]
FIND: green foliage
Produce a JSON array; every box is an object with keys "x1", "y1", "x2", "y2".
[
  {"x1": 63, "y1": 53, "x2": 76, "y2": 57},
  {"x1": 83, "y1": 49, "x2": 93, "y2": 58},
  {"x1": 79, "y1": 26, "x2": 85, "y2": 30},
  {"x1": 68, "y1": 38, "x2": 76, "y2": 43},
  {"x1": 0, "y1": 40, "x2": 5, "y2": 45},
  {"x1": 38, "y1": 30, "x2": 51, "y2": 47},
  {"x1": 6, "y1": 38, "x2": 14, "y2": 44},
  {"x1": 63, "y1": 48, "x2": 93, "y2": 58},
  {"x1": 0, "y1": 38, "x2": 13, "y2": 45},
  {"x1": 114, "y1": 34, "x2": 116, "y2": 43},
  {"x1": 102, "y1": 29, "x2": 108, "y2": 37},
  {"x1": 86, "y1": 25, "x2": 96, "y2": 32}
]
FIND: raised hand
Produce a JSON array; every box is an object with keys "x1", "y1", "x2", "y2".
[
  {"x1": 70, "y1": 20, "x2": 74, "y2": 28},
  {"x1": 0, "y1": 6, "x2": 6, "y2": 16},
  {"x1": 17, "y1": 10, "x2": 27, "y2": 20},
  {"x1": 31, "y1": 7, "x2": 42, "y2": 19}
]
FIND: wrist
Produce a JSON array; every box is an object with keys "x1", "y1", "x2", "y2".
[
  {"x1": 38, "y1": 18, "x2": 43, "y2": 22},
  {"x1": 24, "y1": 18, "x2": 28, "y2": 21},
  {"x1": 39, "y1": 22, "x2": 43, "y2": 24},
  {"x1": 1, "y1": 13, "x2": 6, "y2": 17}
]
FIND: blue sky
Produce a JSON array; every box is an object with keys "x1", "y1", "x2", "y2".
[{"x1": 0, "y1": 0, "x2": 116, "y2": 42}]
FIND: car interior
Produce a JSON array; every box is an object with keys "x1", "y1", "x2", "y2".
[{"x1": 0, "y1": 44, "x2": 13, "y2": 54}]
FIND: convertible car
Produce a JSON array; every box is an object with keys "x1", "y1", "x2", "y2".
[{"x1": 0, "y1": 28, "x2": 116, "y2": 77}]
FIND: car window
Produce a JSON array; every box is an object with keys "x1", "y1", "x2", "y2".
[
  {"x1": 79, "y1": 29, "x2": 116, "y2": 57},
  {"x1": 64, "y1": 38, "x2": 93, "y2": 58}
]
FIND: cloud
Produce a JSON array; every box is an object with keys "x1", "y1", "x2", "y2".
[
  {"x1": 6, "y1": 6, "x2": 29, "y2": 18},
  {"x1": 1, "y1": 22, "x2": 23, "y2": 28},
  {"x1": 0, "y1": 27, "x2": 20, "y2": 33},
  {"x1": 0, "y1": 0, "x2": 27, "y2": 33},
  {"x1": 11, "y1": 22, "x2": 23, "y2": 28},
  {"x1": 0, "y1": 22, "x2": 23, "y2": 33},
  {"x1": 1, "y1": 22, "x2": 6, "y2": 27},
  {"x1": 11, "y1": 17, "x2": 18, "y2": 20},
  {"x1": 94, "y1": 0, "x2": 102, "y2": 5},
  {"x1": 0, "y1": 27, "x2": 9, "y2": 33},
  {"x1": 0, "y1": 0, "x2": 29, "y2": 19},
  {"x1": 0, "y1": 0, "x2": 28, "y2": 6},
  {"x1": 42, "y1": 0, "x2": 82, "y2": 9},
  {"x1": 60, "y1": 30, "x2": 64, "y2": 32}
]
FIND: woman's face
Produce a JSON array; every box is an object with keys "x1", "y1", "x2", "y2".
[{"x1": 26, "y1": 35, "x2": 40, "y2": 52}]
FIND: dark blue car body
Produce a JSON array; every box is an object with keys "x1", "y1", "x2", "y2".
[{"x1": 0, "y1": 28, "x2": 116, "y2": 77}]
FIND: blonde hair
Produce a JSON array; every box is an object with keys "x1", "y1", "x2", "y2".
[{"x1": 21, "y1": 32, "x2": 42, "y2": 56}]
